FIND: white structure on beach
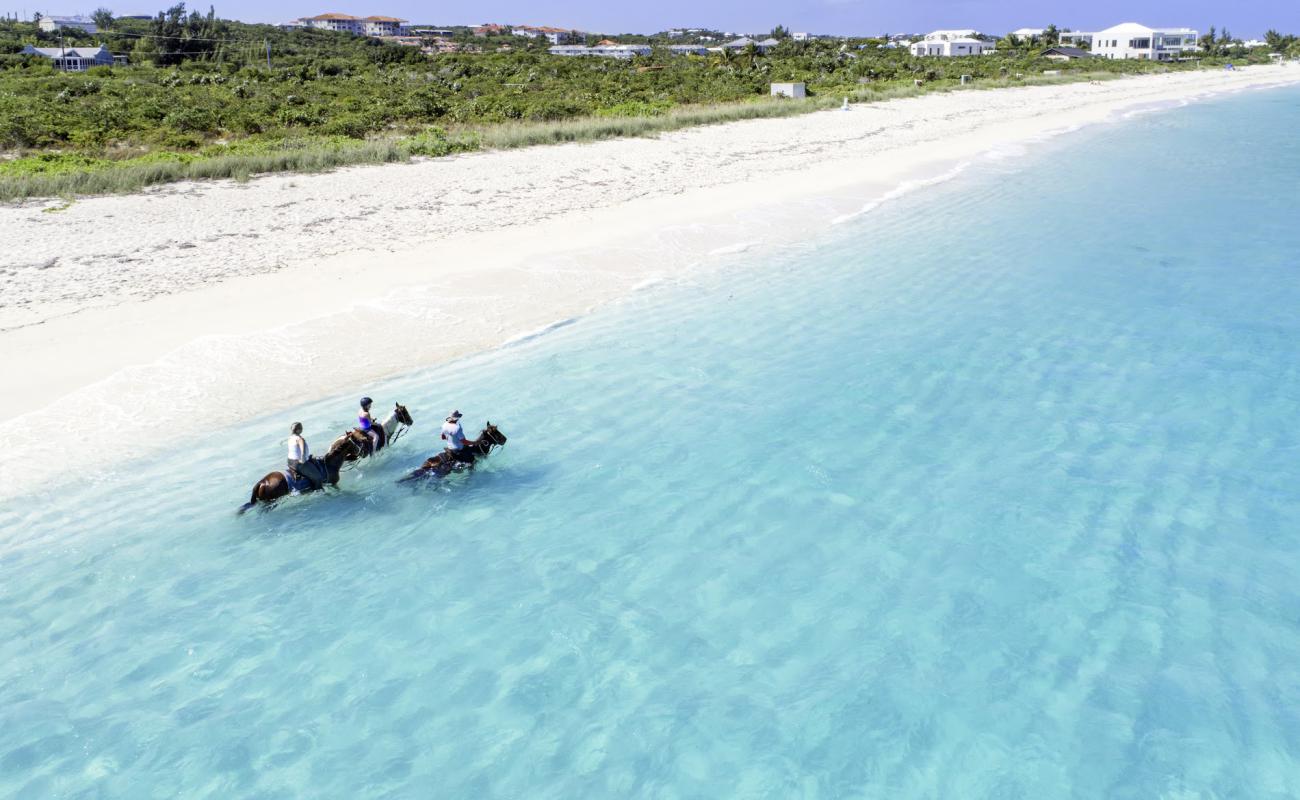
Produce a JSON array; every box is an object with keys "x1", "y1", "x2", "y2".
[
  {"x1": 1009, "y1": 27, "x2": 1045, "y2": 39},
  {"x1": 37, "y1": 14, "x2": 97, "y2": 33},
  {"x1": 770, "y1": 82, "x2": 806, "y2": 98},
  {"x1": 21, "y1": 44, "x2": 115, "y2": 69},
  {"x1": 910, "y1": 30, "x2": 989, "y2": 57},
  {"x1": 1091, "y1": 23, "x2": 1199, "y2": 60}
]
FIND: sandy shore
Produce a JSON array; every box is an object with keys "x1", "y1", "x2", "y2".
[{"x1": 3, "y1": 66, "x2": 1298, "y2": 499}]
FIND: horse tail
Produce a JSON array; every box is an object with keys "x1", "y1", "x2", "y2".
[{"x1": 237, "y1": 483, "x2": 260, "y2": 515}]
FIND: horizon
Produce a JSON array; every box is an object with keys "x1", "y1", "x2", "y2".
[{"x1": 4, "y1": 1, "x2": 1298, "y2": 39}]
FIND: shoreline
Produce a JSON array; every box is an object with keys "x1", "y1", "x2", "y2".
[{"x1": 3, "y1": 66, "x2": 1299, "y2": 501}]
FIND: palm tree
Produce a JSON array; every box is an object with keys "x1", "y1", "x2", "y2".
[{"x1": 1043, "y1": 24, "x2": 1059, "y2": 46}]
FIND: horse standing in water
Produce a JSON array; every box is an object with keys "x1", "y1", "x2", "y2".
[
  {"x1": 341, "y1": 403, "x2": 414, "y2": 461},
  {"x1": 402, "y1": 423, "x2": 507, "y2": 481},
  {"x1": 238, "y1": 434, "x2": 362, "y2": 513}
]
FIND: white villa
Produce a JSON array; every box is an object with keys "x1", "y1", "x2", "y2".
[
  {"x1": 37, "y1": 14, "x2": 97, "y2": 33},
  {"x1": 549, "y1": 43, "x2": 652, "y2": 59},
  {"x1": 21, "y1": 44, "x2": 115, "y2": 69},
  {"x1": 1009, "y1": 27, "x2": 1045, "y2": 40},
  {"x1": 293, "y1": 13, "x2": 408, "y2": 37},
  {"x1": 910, "y1": 30, "x2": 989, "y2": 57},
  {"x1": 1058, "y1": 31, "x2": 1094, "y2": 47},
  {"x1": 512, "y1": 26, "x2": 582, "y2": 45},
  {"x1": 1090, "y1": 23, "x2": 1199, "y2": 60}
]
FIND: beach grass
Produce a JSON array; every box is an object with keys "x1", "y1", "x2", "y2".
[{"x1": 0, "y1": 70, "x2": 1135, "y2": 202}]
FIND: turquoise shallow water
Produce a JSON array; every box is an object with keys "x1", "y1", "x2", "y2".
[{"x1": 4, "y1": 86, "x2": 1300, "y2": 798}]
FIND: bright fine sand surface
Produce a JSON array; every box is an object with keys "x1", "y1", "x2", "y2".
[{"x1": 3, "y1": 66, "x2": 1299, "y2": 499}]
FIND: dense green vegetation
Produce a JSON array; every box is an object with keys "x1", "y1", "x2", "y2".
[{"x1": 1, "y1": 7, "x2": 1294, "y2": 200}]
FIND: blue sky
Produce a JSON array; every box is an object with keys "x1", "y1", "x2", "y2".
[{"x1": 11, "y1": 1, "x2": 1298, "y2": 37}]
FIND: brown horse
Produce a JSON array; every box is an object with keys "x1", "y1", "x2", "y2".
[
  {"x1": 342, "y1": 403, "x2": 415, "y2": 461},
  {"x1": 237, "y1": 434, "x2": 363, "y2": 514},
  {"x1": 402, "y1": 422, "x2": 507, "y2": 482}
]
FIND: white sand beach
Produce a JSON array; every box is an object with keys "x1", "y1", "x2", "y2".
[{"x1": 3, "y1": 65, "x2": 1299, "y2": 499}]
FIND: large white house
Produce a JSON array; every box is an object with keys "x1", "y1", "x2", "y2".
[
  {"x1": 38, "y1": 15, "x2": 97, "y2": 33},
  {"x1": 22, "y1": 44, "x2": 114, "y2": 70},
  {"x1": 1091, "y1": 23, "x2": 1199, "y2": 60},
  {"x1": 910, "y1": 30, "x2": 989, "y2": 57}
]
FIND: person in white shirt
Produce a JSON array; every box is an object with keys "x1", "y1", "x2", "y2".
[
  {"x1": 440, "y1": 410, "x2": 474, "y2": 465},
  {"x1": 287, "y1": 422, "x2": 309, "y2": 475}
]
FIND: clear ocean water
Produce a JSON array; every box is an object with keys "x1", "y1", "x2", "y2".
[{"x1": 4, "y1": 85, "x2": 1300, "y2": 799}]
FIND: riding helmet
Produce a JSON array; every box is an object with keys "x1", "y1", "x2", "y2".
[{"x1": 360, "y1": 397, "x2": 373, "y2": 408}]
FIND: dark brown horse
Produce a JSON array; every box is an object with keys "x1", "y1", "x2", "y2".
[
  {"x1": 402, "y1": 422, "x2": 507, "y2": 482},
  {"x1": 237, "y1": 434, "x2": 362, "y2": 514},
  {"x1": 342, "y1": 403, "x2": 414, "y2": 461}
]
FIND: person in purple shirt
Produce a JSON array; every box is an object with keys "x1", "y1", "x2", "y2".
[{"x1": 358, "y1": 397, "x2": 380, "y2": 451}]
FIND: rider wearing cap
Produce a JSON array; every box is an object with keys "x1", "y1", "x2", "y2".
[
  {"x1": 440, "y1": 410, "x2": 474, "y2": 465},
  {"x1": 358, "y1": 397, "x2": 380, "y2": 451}
]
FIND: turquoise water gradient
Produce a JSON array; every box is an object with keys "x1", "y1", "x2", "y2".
[{"x1": 4, "y1": 86, "x2": 1300, "y2": 797}]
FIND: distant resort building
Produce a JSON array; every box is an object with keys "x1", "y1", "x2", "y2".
[
  {"x1": 37, "y1": 14, "x2": 97, "y2": 33},
  {"x1": 511, "y1": 25, "x2": 582, "y2": 44},
  {"x1": 549, "y1": 43, "x2": 652, "y2": 59},
  {"x1": 289, "y1": 13, "x2": 408, "y2": 37},
  {"x1": 21, "y1": 44, "x2": 117, "y2": 70},
  {"x1": 1090, "y1": 23, "x2": 1199, "y2": 60},
  {"x1": 910, "y1": 30, "x2": 990, "y2": 57}
]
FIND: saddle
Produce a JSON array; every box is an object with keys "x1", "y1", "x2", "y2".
[
  {"x1": 287, "y1": 457, "x2": 329, "y2": 491},
  {"x1": 352, "y1": 425, "x2": 385, "y2": 455}
]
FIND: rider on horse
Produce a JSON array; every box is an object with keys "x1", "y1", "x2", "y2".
[
  {"x1": 287, "y1": 422, "x2": 309, "y2": 476},
  {"x1": 358, "y1": 397, "x2": 381, "y2": 452},
  {"x1": 441, "y1": 410, "x2": 475, "y2": 466},
  {"x1": 286, "y1": 422, "x2": 328, "y2": 490}
]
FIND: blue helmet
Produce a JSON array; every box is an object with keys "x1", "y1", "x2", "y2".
[{"x1": 360, "y1": 397, "x2": 373, "y2": 408}]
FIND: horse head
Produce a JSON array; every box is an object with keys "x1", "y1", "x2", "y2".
[
  {"x1": 481, "y1": 421, "x2": 507, "y2": 448},
  {"x1": 326, "y1": 432, "x2": 363, "y2": 469},
  {"x1": 394, "y1": 403, "x2": 414, "y2": 427}
]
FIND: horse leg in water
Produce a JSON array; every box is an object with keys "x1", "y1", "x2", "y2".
[{"x1": 237, "y1": 472, "x2": 290, "y2": 514}]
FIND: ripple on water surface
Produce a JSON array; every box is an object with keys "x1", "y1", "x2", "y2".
[{"x1": 3, "y1": 86, "x2": 1300, "y2": 798}]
